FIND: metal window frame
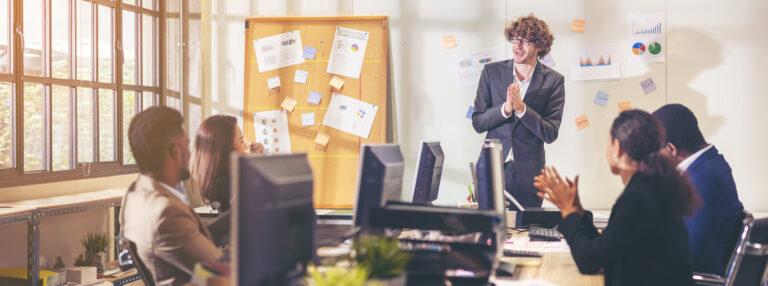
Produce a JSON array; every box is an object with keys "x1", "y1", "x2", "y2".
[{"x1": 0, "y1": 0, "x2": 180, "y2": 188}]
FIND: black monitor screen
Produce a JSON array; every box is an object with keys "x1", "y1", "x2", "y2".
[
  {"x1": 352, "y1": 144, "x2": 405, "y2": 230},
  {"x1": 412, "y1": 141, "x2": 444, "y2": 205},
  {"x1": 232, "y1": 154, "x2": 316, "y2": 286},
  {"x1": 475, "y1": 141, "x2": 507, "y2": 213}
]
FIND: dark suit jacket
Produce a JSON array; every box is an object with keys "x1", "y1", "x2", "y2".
[
  {"x1": 684, "y1": 146, "x2": 743, "y2": 275},
  {"x1": 559, "y1": 172, "x2": 694, "y2": 286},
  {"x1": 471, "y1": 60, "x2": 565, "y2": 203}
]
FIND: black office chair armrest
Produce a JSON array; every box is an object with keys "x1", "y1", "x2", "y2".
[
  {"x1": 745, "y1": 242, "x2": 768, "y2": 256},
  {"x1": 692, "y1": 272, "x2": 725, "y2": 286}
]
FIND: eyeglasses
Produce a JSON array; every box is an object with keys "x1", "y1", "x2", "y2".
[{"x1": 511, "y1": 37, "x2": 532, "y2": 47}]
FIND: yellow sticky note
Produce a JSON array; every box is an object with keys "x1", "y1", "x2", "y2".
[
  {"x1": 618, "y1": 101, "x2": 632, "y2": 112},
  {"x1": 280, "y1": 97, "x2": 297, "y2": 112},
  {"x1": 314, "y1": 132, "x2": 330, "y2": 147},
  {"x1": 329, "y1": 76, "x2": 345, "y2": 90},
  {"x1": 442, "y1": 35, "x2": 457, "y2": 48},
  {"x1": 572, "y1": 19, "x2": 586, "y2": 33},
  {"x1": 575, "y1": 114, "x2": 590, "y2": 130}
]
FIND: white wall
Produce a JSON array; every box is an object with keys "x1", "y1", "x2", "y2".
[{"x1": 205, "y1": 0, "x2": 768, "y2": 213}]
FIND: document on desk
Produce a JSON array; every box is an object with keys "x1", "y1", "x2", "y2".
[
  {"x1": 505, "y1": 236, "x2": 571, "y2": 253},
  {"x1": 315, "y1": 209, "x2": 335, "y2": 215},
  {"x1": 493, "y1": 279, "x2": 559, "y2": 286}
]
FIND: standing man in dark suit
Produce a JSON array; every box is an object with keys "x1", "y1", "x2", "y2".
[
  {"x1": 653, "y1": 104, "x2": 743, "y2": 275},
  {"x1": 472, "y1": 14, "x2": 565, "y2": 207}
]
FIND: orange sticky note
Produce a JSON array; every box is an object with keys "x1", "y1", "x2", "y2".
[
  {"x1": 442, "y1": 35, "x2": 457, "y2": 48},
  {"x1": 280, "y1": 97, "x2": 297, "y2": 112},
  {"x1": 572, "y1": 19, "x2": 586, "y2": 33},
  {"x1": 329, "y1": 76, "x2": 345, "y2": 90},
  {"x1": 618, "y1": 101, "x2": 632, "y2": 112},
  {"x1": 314, "y1": 132, "x2": 330, "y2": 147},
  {"x1": 575, "y1": 115, "x2": 590, "y2": 130}
]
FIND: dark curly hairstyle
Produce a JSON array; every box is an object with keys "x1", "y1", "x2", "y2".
[
  {"x1": 128, "y1": 106, "x2": 184, "y2": 174},
  {"x1": 610, "y1": 110, "x2": 698, "y2": 216},
  {"x1": 504, "y1": 14, "x2": 555, "y2": 57}
]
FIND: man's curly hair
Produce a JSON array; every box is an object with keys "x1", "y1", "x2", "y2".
[{"x1": 504, "y1": 14, "x2": 554, "y2": 57}]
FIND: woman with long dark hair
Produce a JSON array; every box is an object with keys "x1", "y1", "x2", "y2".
[
  {"x1": 534, "y1": 110, "x2": 697, "y2": 286},
  {"x1": 191, "y1": 115, "x2": 263, "y2": 245}
]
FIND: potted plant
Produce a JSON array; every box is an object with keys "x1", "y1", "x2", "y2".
[
  {"x1": 79, "y1": 232, "x2": 111, "y2": 276},
  {"x1": 307, "y1": 265, "x2": 368, "y2": 286},
  {"x1": 353, "y1": 235, "x2": 410, "y2": 286}
]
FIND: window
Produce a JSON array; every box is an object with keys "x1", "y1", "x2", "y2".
[
  {"x1": 52, "y1": 0, "x2": 70, "y2": 79},
  {"x1": 98, "y1": 89, "x2": 115, "y2": 161},
  {"x1": 23, "y1": 0, "x2": 44, "y2": 76},
  {"x1": 98, "y1": 6, "x2": 113, "y2": 83},
  {"x1": 23, "y1": 83, "x2": 44, "y2": 172},
  {"x1": 122, "y1": 90, "x2": 136, "y2": 165},
  {"x1": 0, "y1": 0, "x2": 10, "y2": 73},
  {"x1": 0, "y1": 83, "x2": 11, "y2": 169},
  {"x1": 77, "y1": 87, "x2": 93, "y2": 163},
  {"x1": 52, "y1": 86, "x2": 72, "y2": 171},
  {"x1": 122, "y1": 10, "x2": 137, "y2": 85},
  {"x1": 0, "y1": 0, "x2": 188, "y2": 187}
]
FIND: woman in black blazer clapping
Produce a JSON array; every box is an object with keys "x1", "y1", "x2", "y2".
[{"x1": 534, "y1": 110, "x2": 697, "y2": 286}]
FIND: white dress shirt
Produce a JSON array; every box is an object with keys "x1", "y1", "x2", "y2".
[
  {"x1": 500, "y1": 61, "x2": 536, "y2": 163},
  {"x1": 677, "y1": 144, "x2": 713, "y2": 172},
  {"x1": 149, "y1": 175, "x2": 190, "y2": 205}
]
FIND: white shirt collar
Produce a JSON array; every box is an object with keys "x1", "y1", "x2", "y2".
[
  {"x1": 512, "y1": 61, "x2": 536, "y2": 84},
  {"x1": 141, "y1": 174, "x2": 189, "y2": 205},
  {"x1": 677, "y1": 144, "x2": 714, "y2": 172}
]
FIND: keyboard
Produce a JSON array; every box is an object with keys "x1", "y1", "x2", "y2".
[
  {"x1": 528, "y1": 227, "x2": 562, "y2": 241},
  {"x1": 503, "y1": 249, "x2": 542, "y2": 258}
]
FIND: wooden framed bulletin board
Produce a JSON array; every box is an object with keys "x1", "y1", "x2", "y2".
[{"x1": 243, "y1": 16, "x2": 389, "y2": 208}]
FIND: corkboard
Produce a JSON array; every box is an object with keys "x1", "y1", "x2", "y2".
[{"x1": 243, "y1": 16, "x2": 389, "y2": 208}]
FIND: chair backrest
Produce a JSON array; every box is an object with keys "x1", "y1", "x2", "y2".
[
  {"x1": 127, "y1": 240, "x2": 157, "y2": 286},
  {"x1": 743, "y1": 242, "x2": 768, "y2": 285},
  {"x1": 732, "y1": 217, "x2": 768, "y2": 286},
  {"x1": 723, "y1": 211, "x2": 747, "y2": 269},
  {"x1": 721, "y1": 210, "x2": 755, "y2": 286}
]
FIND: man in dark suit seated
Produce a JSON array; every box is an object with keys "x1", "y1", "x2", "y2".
[
  {"x1": 653, "y1": 104, "x2": 744, "y2": 275},
  {"x1": 471, "y1": 14, "x2": 565, "y2": 207}
]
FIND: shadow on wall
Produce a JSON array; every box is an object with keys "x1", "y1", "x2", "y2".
[
  {"x1": 395, "y1": 0, "x2": 505, "y2": 203},
  {"x1": 667, "y1": 28, "x2": 725, "y2": 137}
]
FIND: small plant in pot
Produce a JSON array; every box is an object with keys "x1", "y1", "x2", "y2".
[
  {"x1": 78, "y1": 232, "x2": 111, "y2": 276},
  {"x1": 308, "y1": 265, "x2": 369, "y2": 286},
  {"x1": 353, "y1": 235, "x2": 410, "y2": 286}
]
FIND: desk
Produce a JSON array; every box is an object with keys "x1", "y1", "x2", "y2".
[
  {"x1": 498, "y1": 231, "x2": 603, "y2": 286},
  {"x1": 0, "y1": 189, "x2": 126, "y2": 286},
  {"x1": 194, "y1": 206, "x2": 354, "y2": 220}
]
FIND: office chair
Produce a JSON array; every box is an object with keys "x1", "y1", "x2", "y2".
[
  {"x1": 741, "y1": 242, "x2": 768, "y2": 285},
  {"x1": 126, "y1": 240, "x2": 157, "y2": 286},
  {"x1": 693, "y1": 210, "x2": 754, "y2": 286},
  {"x1": 732, "y1": 217, "x2": 768, "y2": 286}
]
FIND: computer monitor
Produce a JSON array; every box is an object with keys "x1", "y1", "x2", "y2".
[
  {"x1": 475, "y1": 140, "x2": 517, "y2": 213},
  {"x1": 352, "y1": 144, "x2": 405, "y2": 230},
  {"x1": 231, "y1": 153, "x2": 316, "y2": 286},
  {"x1": 411, "y1": 141, "x2": 444, "y2": 205}
]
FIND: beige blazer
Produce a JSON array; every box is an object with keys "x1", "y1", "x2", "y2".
[{"x1": 120, "y1": 175, "x2": 222, "y2": 286}]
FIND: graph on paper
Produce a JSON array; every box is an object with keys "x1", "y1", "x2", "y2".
[
  {"x1": 571, "y1": 44, "x2": 620, "y2": 81},
  {"x1": 579, "y1": 54, "x2": 613, "y2": 67},
  {"x1": 633, "y1": 22, "x2": 662, "y2": 35},
  {"x1": 628, "y1": 13, "x2": 665, "y2": 63}
]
